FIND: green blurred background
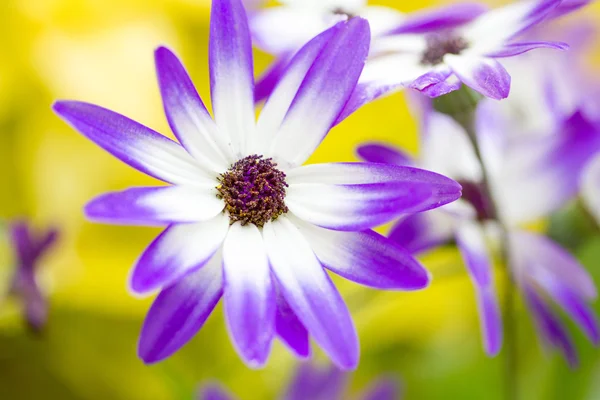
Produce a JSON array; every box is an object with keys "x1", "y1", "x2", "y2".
[{"x1": 1, "y1": 0, "x2": 600, "y2": 398}]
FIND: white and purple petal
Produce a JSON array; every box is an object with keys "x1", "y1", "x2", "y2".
[
  {"x1": 388, "y1": 3, "x2": 489, "y2": 34},
  {"x1": 443, "y1": 54, "x2": 511, "y2": 100},
  {"x1": 255, "y1": 24, "x2": 339, "y2": 154},
  {"x1": 356, "y1": 143, "x2": 414, "y2": 166},
  {"x1": 499, "y1": 112, "x2": 600, "y2": 225},
  {"x1": 209, "y1": 0, "x2": 256, "y2": 157},
  {"x1": 263, "y1": 217, "x2": 359, "y2": 370},
  {"x1": 286, "y1": 161, "x2": 461, "y2": 231},
  {"x1": 155, "y1": 46, "x2": 232, "y2": 170},
  {"x1": 138, "y1": 253, "x2": 223, "y2": 364},
  {"x1": 387, "y1": 210, "x2": 454, "y2": 255},
  {"x1": 462, "y1": 0, "x2": 562, "y2": 54},
  {"x1": 408, "y1": 69, "x2": 462, "y2": 98},
  {"x1": 487, "y1": 41, "x2": 568, "y2": 58},
  {"x1": 52, "y1": 101, "x2": 210, "y2": 186},
  {"x1": 275, "y1": 290, "x2": 310, "y2": 358},
  {"x1": 222, "y1": 223, "x2": 275, "y2": 367},
  {"x1": 529, "y1": 267, "x2": 600, "y2": 345},
  {"x1": 269, "y1": 18, "x2": 370, "y2": 168},
  {"x1": 524, "y1": 286, "x2": 578, "y2": 367},
  {"x1": 455, "y1": 220, "x2": 502, "y2": 356},
  {"x1": 293, "y1": 217, "x2": 430, "y2": 290},
  {"x1": 85, "y1": 186, "x2": 223, "y2": 226},
  {"x1": 129, "y1": 214, "x2": 229, "y2": 294}
]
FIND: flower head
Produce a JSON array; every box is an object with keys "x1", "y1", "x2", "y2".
[
  {"x1": 198, "y1": 362, "x2": 400, "y2": 400},
  {"x1": 53, "y1": 0, "x2": 461, "y2": 369},
  {"x1": 6, "y1": 220, "x2": 59, "y2": 333},
  {"x1": 251, "y1": 0, "x2": 583, "y2": 124},
  {"x1": 358, "y1": 95, "x2": 600, "y2": 363}
]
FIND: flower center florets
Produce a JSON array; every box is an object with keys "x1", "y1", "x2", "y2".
[
  {"x1": 421, "y1": 34, "x2": 469, "y2": 66},
  {"x1": 217, "y1": 155, "x2": 288, "y2": 227}
]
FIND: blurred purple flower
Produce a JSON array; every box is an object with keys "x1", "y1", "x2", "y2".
[
  {"x1": 251, "y1": 0, "x2": 580, "y2": 122},
  {"x1": 53, "y1": 0, "x2": 461, "y2": 369},
  {"x1": 6, "y1": 220, "x2": 58, "y2": 333},
  {"x1": 198, "y1": 363, "x2": 400, "y2": 400},
  {"x1": 358, "y1": 96, "x2": 600, "y2": 364}
]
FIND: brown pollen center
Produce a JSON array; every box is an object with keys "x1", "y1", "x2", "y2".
[{"x1": 216, "y1": 155, "x2": 288, "y2": 227}]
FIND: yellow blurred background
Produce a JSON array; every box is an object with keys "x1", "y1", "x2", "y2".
[{"x1": 1, "y1": 0, "x2": 600, "y2": 399}]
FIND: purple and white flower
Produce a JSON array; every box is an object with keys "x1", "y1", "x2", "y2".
[
  {"x1": 250, "y1": 0, "x2": 404, "y2": 102},
  {"x1": 251, "y1": 0, "x2": 576, "y2": 122},
  {"x1": 5, "y1": 220, "x2": 59, "y2": 333},
  {"x1": 358, "y1": 97, "x2": 600, "y2": 363},
  {"x1": 53, "y1": 0, "x2": 461, "y2": 369},
  {"x1": 198, "y1": 362, "x2": 400, "y2": 400}
]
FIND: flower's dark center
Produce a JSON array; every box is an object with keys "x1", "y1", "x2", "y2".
[
  {"x1": 457, "y1": 180, "x2": 495, "y2": 221},
  {"x1": 421, "y1": 34, "x2": 469, "y2": 66},
  {"x1": 217, "y1": 155, "x2": 288, "y2": 227},
  {"x1": 331, "y1": 7, "x2": 355, "y2": 18}
]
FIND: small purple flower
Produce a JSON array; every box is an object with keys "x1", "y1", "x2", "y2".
[
  {"x1": 358, "y1": 97, "x2": 600, "y2": 363},
  {"x1": 53, "y1": 0, "x2": 461, "y2": 369},
  {"x1": 6, "y1": 220, "x2": 59, "y2": 333},
  {"x1": 198, "y1": 362, "x2": 400, "y2": 400}
]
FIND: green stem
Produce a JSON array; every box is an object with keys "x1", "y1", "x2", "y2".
[{"x1": 461, "y1": 113, "x2": 518, "y2": 400}]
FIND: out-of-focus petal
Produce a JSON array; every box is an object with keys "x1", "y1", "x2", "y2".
[
  {"x1": 581, "y1": 153, "x2": 600, "y2": 225},
  {"x1": 209, "y1": 0, "x2": 256, "y2": 158},
  {"x1": 388, "y1": 210, "x2": 454, "y2": 254},
  {"x1": 508, "y1": 230, "x2": 597, "y2": 300},
  {"x1": 250, "y1": 7, "x2": 338, "y2": 55},
  {"x1": 286, "y1": 163, "x2": 461, "y2": 231},
  {"x1": 269, "y1": 18, "x2": 370, "y2": 168},
  {"x1": 455, "y1": 220, "x2": 502, "y2": 356},
  {"x1": 361, "y1": 6, "x2": 405, "y2": 37},
  {"x1": 138, "y1": 253, "x2": 223, "y2": 363},
  {"x1": 524, "y1": 286, "x2": 578, "y2": 367},
  {"x1": 155, "y1": 46, "x2": 232, "y2": 170},
  {"x1": 275, "y1": 290, "x2": 310, "y2": 358},
  {"x1": 463, "y1": 0, "x2": 562, "y2": 54},
  {"x1": 444, "y1": 54, "x2": 511, "y2": 100},
  {"x1": 530, "y1": 267, "x2": 600, "y2": 344},
  {"x1": 356, "y1": 143, "x2": 414, "y2": 166},
  {"x1": 130, "y1": 214, "x2": 229, "y2": 294},
  {"x1": 293, "y1": 217, "x2": 430, "y2": 290},
  {"x1": 197, "y1": 384, "x2": 237, "y2": 400},
  {"x1": 283, "y1": 363, "x2": 347, "y2": 400},
  {"x1": 388, "y1": 3, "x2": 489, "y2": 34},
  {"x1": 52, "y1": 101, "x2": 211, "y2": 186},
  {"x1": 84, "y1": 186, "x2": 223, "y2": 226},
  {"x1": 222, "y1": 223, "x2": 275, "y2": 367},
  {"x1": 361, "y1": 379, "x2": 401, "y2": 400},
  {"x1": 487, "y1": 41, "x2": 568, "y2": 58},
  {"x1": 263, "y1": 217, "x2": 359, "y2": 370},
  {"x1": 499, "y1": 112, "x2": 600, "y2": 225}
]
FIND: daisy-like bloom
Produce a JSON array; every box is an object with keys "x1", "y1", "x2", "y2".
[
  {"x1": 250, "y1": 0, "x2": 405, "y2": 102},
  {"x1": 5, "y1": 220, "x2": 59, "y2": 333},
  {"x1": 53, "y1": 0, "x2": 461, "y2": 369},
  {"x1": 198, "y1": 362, "x2": 399, "y2": 400},
  {"x1": 497, "y1": 19, "x2": 600, "y2": 226},
  {"x1": 251, "y1": 0, "x2": 579, "y2": 119},
  {"x1": 358, "y1": 98, "x2": 600, "y2": 363}
]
